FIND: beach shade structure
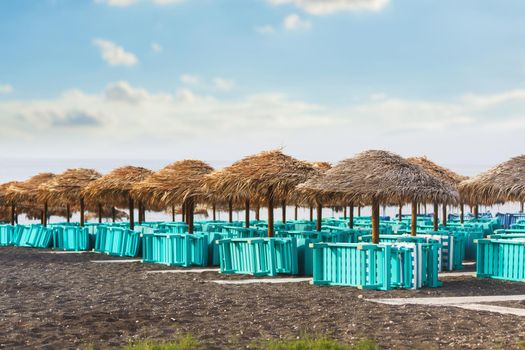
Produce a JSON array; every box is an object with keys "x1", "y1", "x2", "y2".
[
  {"x1": 85, "y1": 207, "x2": 128, "y2": 222},
  {"x1": 82, "y1": 166, "x2": 153, "y2": 229},
  {"x1": 0, "y1": 181, "x2": 22, "y2": 224},
  {"x1": 133, "y1": 160, "x2": 214, "y2": 233},
  {"x1": 459, "y1": 155, "x2": 525, "y2": 216},
  {"x1": 3, "y1": 173, "x2": 58, "y2": 226},
  {"x1": 408, "y1": 156, "x2": 467, "y2": 228},
  {"x1": 37, "y1": 168, "x2": 102, "y2": 227},
  {"x1": 298, "y1": 150, "x2": 459, "y2": 243},
  {"x1": 202, "y1": 150, "x2": 320, "y2": 237}
]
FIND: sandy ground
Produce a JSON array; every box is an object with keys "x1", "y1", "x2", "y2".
[{"x1": 2, "y1": 247, "x2": 525, "y2": 349}]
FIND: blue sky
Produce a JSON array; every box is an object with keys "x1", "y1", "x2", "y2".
[{"x1": 1, "y1": 0, "x2": 524, "y2": 175}]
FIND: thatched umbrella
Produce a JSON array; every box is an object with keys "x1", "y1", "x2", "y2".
[
  {"x1": 0, "y1": 181, "x2": 21, "y2": 224},
  {"x1": 298, "y1": 150, "x2": 459, "y2": 243},
  {"x1": 82, "y1": 166, "x2": 153, "y2": 229},
  {"x1": 202, "y1": 150, "x2": 320, "y2": 237},
  {"x1": 4, "y1": 173, "x2": 57, "y2": 226},
  {"x1": 38, "y1": 168, "x2": 102, "y2": 226},
  {"x1": 133, "y1": 160, "x2": 214, "y2": 233},
  {"x1": 459, "y1": 155, "x2": 525, "y2": 216},
  {"x1": 408, "y1": 156, "x2": 467, "y2": 228}
]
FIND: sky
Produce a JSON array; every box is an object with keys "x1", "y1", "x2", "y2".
[{"x1": 1, "y1": 0, "x2": 525, "y2": 177}]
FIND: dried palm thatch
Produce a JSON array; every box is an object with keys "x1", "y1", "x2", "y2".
[
  {"x1": 82, "y1": 166, "x2": 154, "y2": 208},
  {"x1": 133, "y1": 160, "x2": 214, "y2": 207},
  {"x1": 37, "y1": 168, "x2": 102, "y2": 226},
  {"x1": 459, "y1": 155, "x2": 525, "y2": 206},
  {"x1": 298, "y1": 150, "x2": 459, "y2": 242},
  {"x1": 4, "y1": 173, "x2": 56, "y2": 206},
  {"x1": 38, "y1": 168, "x2": 102, "y2": 205},
  {"x1": 0, "y1": 181, "x2": 22, "y2": 224},
  {"x1": 85, "y1": 207, "x2": 129, "y2": 221},
  {"x1": 407, "y1": 156, "x2": 468, "y2": 227}
]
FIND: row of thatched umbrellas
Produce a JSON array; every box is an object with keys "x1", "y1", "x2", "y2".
[{"x1": 0, "y1": 150, "x2": 523, "y2": 243}]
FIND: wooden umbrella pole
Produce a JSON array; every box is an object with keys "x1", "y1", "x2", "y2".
[
  {"x1": 309, "y1": 206, "x2": 313, "y2": 222},
  {"x1": 98, "y1": 203, "x2": 103, "y2": 224},
  {"x1": 411, "y1": 201, "x2": 417, "y2": 236},
  {"x1": 112, "y1": 206, "x2": 116, "y2": 223},
  {"x1": 343, "y1": 206, "x2": 347, "y2": 220},
  {"x1": 267, "y1": 195, "x2": 274, "y2": 237},
  {"x1": 294, "y1": 205, "x2": 298, "y2": 221},
  {"x1": 80, "y1": 198, "x2": 85, "y2": 227},
  {"x1": 442, "y1": 204, "x2": 447, "y2": 227},
  {"x1": 66, "y1": 204, "x2": 71, "y2": 223},
  {"x1": 316, "y1": 202, "x2": 322, "y2": 232},
  {"x1": 433, "y1": 202, "x2": 439, "y2": 231},
  {"x1": 357, "y1": 206, "x2": 361, "y2": 217},
  {"x1": 349, "y1": 203, "x2": 354, "y2": 229},
  {"x1": 473, "y1": 204, "x2": 479, "y2": 218},
  {"x1": 182, "y1": 204, "x2": 186, "y2": 223},
  {"x1": 228, "y1": 199, "x2": 233, "y2": 223},
  {"x1": 41, "y1": 209, "x2": 44, "y2": 225},
  {"x1": 188, "y1": 199, "x2": 194, "y2": 234},
  {"x1": 255, "y1": 206, "x2": 260, "y2": 221},
  {"x1": 282, "y1": 200, "x2": 286, "y2": 223},
  {"x1": 521, "y1": 202, "x2": 524, "y2": 213},
  {"x1": 142, "y1": 203, "x2": 146, "y2": 223},
  {"x1": 245, "y1": 198, "x2": 250, "y2": 228},
  {"x1": 212, "y1": 204, "x2": 216, "y2": 221},
  {"x1": 128, "y1": 196, "x2": 134, "y2": 230},
  {"x1": 398, "y1": 204, "x2": 402, "y2": 222},
  {"x1": 460, "y1": 203, "x2": 464, "y2": 224},
  {"x1": 10, "y1": 204, "x2": 15, "y2": 225},
  {"x1": 371, "y1": 200, "x2": 380, "y2": 244},
  {"x1": 44, "y1": 201, "x2": 48, "y2": 227}
]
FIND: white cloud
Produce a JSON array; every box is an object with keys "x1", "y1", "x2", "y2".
[
  {"x1": 283, "y1": 14, "x2": 311, "y2": 30},
  {"x1": 255, "y1": 25, "x2": 275, "y2": 34},
  {"x1": 180, "y1": 74, "x2": 200, "y2": 85},
  {"x1": 93, "y1": 38, "x2": 138, "y2": 66},
  {"x1": 0, "y1": 84, "x2": 13, "y2": 94},
  {"x1": 213, "y1": 78, "x2": 235, "y2": 92},
  {"x1": 95, "y1": 0, "x2": 137, "y2": 6},
  {"x1": 269, "y1": 0, "x2": 389, "y2": 15},
  {"x1": 151, "y1": 42, "x2": 163, "y2": 53}
]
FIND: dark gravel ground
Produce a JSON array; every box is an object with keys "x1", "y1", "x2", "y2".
[{"x1": 2, "y1": 246, "x2": 525, "y2": 349}]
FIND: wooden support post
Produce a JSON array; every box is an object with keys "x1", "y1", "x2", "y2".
[
  {"x1": 433, "y1": 202, "x2": 439, "y2": 231},
  {"x1": 10, "y1": 204, "x2": 15, "y2": 225},
  {"x1": 398, "y1": 204, "x2": 402, "y2": 222},
  {"x1": 411, "y1": 201, "x2": 417, "y2": 236},
  {"x1": 343, "y1": 206, "x2": 347, "y2": 220},
  {"x1": 349, "y1": 204, "x2": 354, "y2": 229},
  {"x1": 371, "y1": 200, "x2": 380, "y2": 244},
  {"x1": 521, "y1": 202, "x2": 524, "y2": 213},
  {"x1": 188, "y1": 199, "x2": 194, "y2": 234},
  {"x1": 128, "y1": 196, "x2": 134, "y2": 230},
  {"x1": 316, "y1": 203, "x2": 322, "y2": 232},
  {"x1": 442, "y1": 204, "x2": 447, "y2": 227},
  {"x1": 309, "y1": 207, "x2": 313, "y2": 222},
  {"x1": 460, "y1": 203, "x2": 464, "y2": 224},
  {"x1": 98, "y1": 203, "x2": 103, "y2": 224},
  {"x1": 294, "y1": 205, "x2": 298, "y2": 221},
  {"x1": 255, "y1": 206, "x2": 260, "y2": 221},
  {"x1": 357, "y1": 206, "x2": 361, "y2": 217},
  {"x1": 267, "y1": 195, "x2": 274, "y2": 237},
  {"x1": 212, "y1": 204, "x2": 216, "y2": 221},
  {"x1": 282, "y1": 200, "x2": 286, "y2": 223},
  {"x1": 245, "y1": 198, "x2": 250, "y2": 228},
  {"x1": 228, "y1": 199, "x2": 233, "y2": 223},
  {"x1": 473, "y1": 204, "x2": 479, "y2": 218},
  {"x1": 66, "y1": 204, "x2": 71, "y2": 223},
  {"x1": 112, "y1": 207, "x2": 116, "y2": 223},
  {"x1": 80, "y1": 198, "x2": 85, "y2": 227},
  {"x1": 182, "y1": 204, "x2": 186, "y2": 223},
  {"x1": 43, "y1": 202, "x2": 49, "y2": 227}
]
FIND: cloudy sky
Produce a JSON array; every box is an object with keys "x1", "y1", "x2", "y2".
[{"x1": 1, "y1": 0, "x2": 524, "y2": 176}]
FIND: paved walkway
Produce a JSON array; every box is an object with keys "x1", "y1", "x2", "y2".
[{"x1": 368, "y1": 294, "x2": 525, "y2": 316}]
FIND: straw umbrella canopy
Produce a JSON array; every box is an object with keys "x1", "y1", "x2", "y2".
[
  {"x1": 0, "y1": 181, "x2": 22, "y2": 224},
  {"x1": 298, "y1": 150, "x2": 459, "y2": 243},
  {"x1": 37, "y1": 168, "x2": 102, "y2": 226},
  {"x1": 202, "y1": 150, "x2": 320, "y2": 237},
  {"x1": 459, "y1": 155, "x2": 525, "y2": 214},
  {"x1": 132, "y1": 160, "x2": 214, "y2": 233},
  {"x1": 4, "y1": 173, "x2": 57, "y2": 226},
  {"x1": 82, "y1": 166, "x2": 153, "y2": 228},
  {"x1": 408, "y1": 156, "x2": 468, "y2": 228}
]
